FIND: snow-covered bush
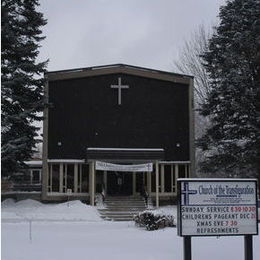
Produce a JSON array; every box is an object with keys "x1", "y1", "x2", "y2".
[{"x1": 134, "y1": 211, "x2": 175, "y2": 231}]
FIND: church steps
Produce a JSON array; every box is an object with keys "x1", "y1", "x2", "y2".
[
  {"x1": 100, "y1": 209, "x2": 146, "y2": 213},
  {"x1": 101, "y1": 217, "x2": 134, "y2": 221},
  {"x1": 104, "y1": 200, "x2": 145, "y2": 203},
  {"x1": 99, "y1": 208, "x2": 146, "y2": 212},
  {"x1": 98, "y1": 196, "x2": 150, "y2": 221},
  {"x1": 104, "y1": 199, "x2": 145, "y2": 202},
  {"x1": 104, "y1": 203, "x2": 145, "y2": 207},
  {"x1": 101, "y1": 207, "x2": 146, "y2": 210},
  {"x1": 99, "y1": 212, "x2": 141, "y2": 217}
]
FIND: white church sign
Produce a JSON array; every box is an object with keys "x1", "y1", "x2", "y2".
[
  {"x1": 95, "y1": 161, "x2": 153, "y2": 172},
  {"x1": 177, "y1": 179, "x2": 258, "y2": 237}
]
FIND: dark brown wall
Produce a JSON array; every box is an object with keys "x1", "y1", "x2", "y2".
[{"x1": 48, "y1": 73, "x2": 190, "y2": 161}]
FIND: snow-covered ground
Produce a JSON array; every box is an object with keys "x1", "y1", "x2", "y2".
[
  {"x1": 1, "y1": 199, "x2": 101, "y2": 222},
  {"x1": 2, "y1": 199, "x2": 260, "y2": 260}
]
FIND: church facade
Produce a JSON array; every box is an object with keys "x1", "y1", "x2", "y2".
[{"x1": 42, "y1": 64, "x2": 195, "y2": 206}]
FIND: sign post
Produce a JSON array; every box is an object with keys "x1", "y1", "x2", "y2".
[
  {"x1": 183, "y1": 236, "x2": 191, "y2": 260},
  {"x1": 244, "y1": 235, "x2": 253, "y2": 260},
  {"x1": 177, "y1": 179, "x2": 258, "y2": 260}
]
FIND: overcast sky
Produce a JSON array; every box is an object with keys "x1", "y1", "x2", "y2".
[{"x1": 38, "y1": 0, "x2": 226, "y2": 73}]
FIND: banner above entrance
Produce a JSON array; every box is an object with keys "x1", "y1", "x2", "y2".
[{"x1": 96, "y1": 161, "x2": 153, "y2": 172}]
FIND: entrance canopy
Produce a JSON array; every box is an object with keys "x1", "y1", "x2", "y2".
[{"x1": 86, "y1": 148, "x2": 164, "y2": 162}]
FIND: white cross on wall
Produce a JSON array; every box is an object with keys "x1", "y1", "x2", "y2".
[{"x1": 110, "y1": 77, "x2": 129, "y2": 105}]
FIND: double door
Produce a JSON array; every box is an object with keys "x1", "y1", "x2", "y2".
[{"x1": 107, "y1": 172, "x2": 133, "y2": 196}]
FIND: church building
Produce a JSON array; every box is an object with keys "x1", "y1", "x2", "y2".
[{"x1": 42, "y1": 64, "x2": 195, "y2": 207}]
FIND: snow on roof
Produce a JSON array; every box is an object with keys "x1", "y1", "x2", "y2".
[
  {"x1": 24, "y1": 160, "x2": 42, "y2": 166},
  {"x1": 87, "y1": 148, "x2": 164, "y2": 151},
  {"x1": 47, "y1": 159, "x2": 85, "y2": 163},
  {"x1": 177, "y1": 178, "x2": 258, "y2": 181},
  {"x1": 159, "y1": 161, "x2": 190, "y2": 164},
  {"x1": 46, "y1": 63, "x2": 193, "y2": 78},
  {"x1": 46, "y1": 64, "x2": 193, "y2": 84}
]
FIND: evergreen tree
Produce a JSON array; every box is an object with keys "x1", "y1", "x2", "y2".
[
  {"x1": 1, "y1": 0, "x2": 47, "y2": 176},
  {"x1": 198, "y1": 0, "x2": 260, "y2": 179}
]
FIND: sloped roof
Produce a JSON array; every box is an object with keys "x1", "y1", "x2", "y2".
[{"x1": 46, "y1": 64, "x2": 193, "y2": 85}]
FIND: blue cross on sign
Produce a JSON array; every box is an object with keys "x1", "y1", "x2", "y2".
[{"x1": 181, "y1": 182, "x2": 197, "y2": 205}]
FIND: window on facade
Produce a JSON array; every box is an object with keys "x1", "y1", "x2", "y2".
[
  {"x1": 48, "y1": 163, "x2": 90, "y2": 194},
  {"x1": 24, "y1": 172, "x2": 31, "y2": 183},
  {"x1": 186, "y1": 165, "x2": 189, "y2": 177},
  {"x1": 164, "y1": 165, "x2": 171, "y2": 192},
  {"x1": 81, "y1": 164, "x2": 89, "y2": 193},
  {"x1": 149, "y1": 164, "x2": 189, "y2": 194},
  {"x1": 52, "y1": 164, "x2": 60, "y2": 192},
  {"x1": 66, "y1": 164, "x2": 74, "y2": 192},
  {"x1": 62, "y1": 164, "x2": 66, "y2": 192},
  {"x1": 179, "y1": 165, "x2": 186, "y2": 178},
  {"x1": 96, "y1": 171, "x2": 103, "y2": 193},
  {"x1": 172, "y1": 166, "x2": 176, "y2": 192},
  {"x1": 144, "y1": 173, "x2": 147, "y2": 188},
  {"x1": 32, "y1": 170, "x2": 40, "y2": 183},
  {"x1": 135, "y1": 173, "x2": 142, "y2": 193},
  {"x1": 151, "y1": 171, "x2": 156, "y2": 192},
  {"x1": 151, "y1": 169, "x2": 163, "y2": 193},
  {"x1": 159, "y1": 168, "x2": 162, "y2": 192},
  {"x1": 135, "y1": 172, "x2": 147, "y2": 193},
  {"x1": 48, "y1": 165, "x2": 51, "y2": 191}
]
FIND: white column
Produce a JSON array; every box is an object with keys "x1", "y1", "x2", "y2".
[
  {"x1": 104, "y1": 171, "x2": 107, "y2": 196},
  {"x1": 171, "y1": 165, "x2": 174, "y2": 193},
  {"x1": 74, "y1": 163, "x2": 78, "y2": 193},
  {"x1": 175, "y1": 164, "x2": 179, "y2": 194},
  {"x1": 161, "y1": 164, "x2": 164, "y2": 193},
  {"x1": 30, "y1": 170, "x2": 33, "y2": 184},
  {"x1": 90, "y1": 161, "x2": 95, "y2": 206},
  {"x1": 133, "y1": 172, "x2": 136, "y2": 195},
  {"x1": 59, "y1": 163, "x2": 63, "y2": 193},
  {"x1": 39, "y1": 170, "x2": 42, "y2": 183},
  {"x1": 155, "y1": 161, "x2": 159, "y2": 208},
  {"x1": 42, "y1": 79, "x2": 49, "y2": 200},
  {"x1": 89, "y1": 165, "x2": 92, "y2": 197},
  {"x1": 185, "y1": 164, "x2": 188, "y2": 178},
  {"x1": 64, "y1": 164, "x2": 67, "y2": 191},
  {"x1": 79, "y1": 164, "x2": 82, "y2": 193},
  {"x1": 50, "y1": 164, "x2": 53, "y2": 192},
  {"x1": 147, "y1": 171, "x2": 151, "y2": 195}
]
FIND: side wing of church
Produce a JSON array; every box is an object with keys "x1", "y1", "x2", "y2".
[{"x1": 42, "y1": 64, "x2": 195, "y2": 206}]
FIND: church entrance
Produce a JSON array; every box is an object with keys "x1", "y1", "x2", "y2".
[{"x1": 107, "y1": 172, "x2": 133, "y2": 196}]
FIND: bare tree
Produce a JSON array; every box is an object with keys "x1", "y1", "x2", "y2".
[
  {"x1": 174, "y1": 25, "x2": 211, "y2": 106},
  {"x1": 173, "y1": 25, "x2": 212, "y2": 176}
]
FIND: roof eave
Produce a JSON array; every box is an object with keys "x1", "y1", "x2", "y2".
[{"x1": 45, "y1": 64, "x2": 193, "y2": 85}]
